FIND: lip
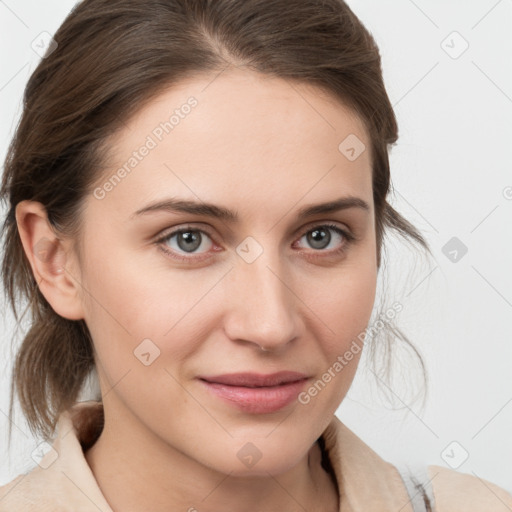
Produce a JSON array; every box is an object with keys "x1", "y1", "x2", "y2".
[
  {"x1": 199, "y1": 371, "x2": 308, "y2": 387},
  {"x1": 198, "y1": 371, "x2": 310, "y2": 414}
]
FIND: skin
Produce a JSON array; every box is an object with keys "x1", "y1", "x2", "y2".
[{"x1": 16, "y1": 68, "x2": 377, "y2": 512}]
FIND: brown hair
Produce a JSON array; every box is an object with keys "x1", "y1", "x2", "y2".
[{"x1": 2, "y1": 0, "x2": 431, "y2": 468}]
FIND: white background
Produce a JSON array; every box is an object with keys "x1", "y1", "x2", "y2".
[{"x1": 1, "y1": 0, "x2": 511, "y2": 497}]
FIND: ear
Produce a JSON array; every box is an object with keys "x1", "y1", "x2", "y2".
[{"x1": 15, "y1": 200, "x2": 85, "y2": 320}]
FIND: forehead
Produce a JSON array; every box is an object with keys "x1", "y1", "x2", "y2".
[{"x1": 92, "y1": 69, "x2": 373, "y2": 220}]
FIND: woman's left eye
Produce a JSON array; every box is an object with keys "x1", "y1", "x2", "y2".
[
  {"x1": 154, "y1": 223, "x2": 355, "y2": 262},
  {"x1": 294, "y1": 224, "x2": 354, "y2": 254}
]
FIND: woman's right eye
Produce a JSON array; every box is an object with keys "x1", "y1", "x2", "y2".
[{"x1": 155, "y1": 227, "x2": 216, "y2": 262}]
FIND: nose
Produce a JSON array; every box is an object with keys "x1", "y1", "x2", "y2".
[{"x1": 223, "y1": 253, "x2": 301, "y2": 353}]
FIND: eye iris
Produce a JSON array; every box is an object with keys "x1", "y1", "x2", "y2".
[
  {"x1": 177, "y1": 231, "x2": 201, "y2": 252},
  {"x1": 307, "y1": 227, "x2": 331, "y2": 249}
]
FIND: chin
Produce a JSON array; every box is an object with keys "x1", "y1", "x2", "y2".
[{"x1": 201, "y1": 437, "x2": 310, "y2": 478}]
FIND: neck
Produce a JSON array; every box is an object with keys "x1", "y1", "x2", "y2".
[{"x1": 84, "y1": 403, "x2": 339, "y2": 512}]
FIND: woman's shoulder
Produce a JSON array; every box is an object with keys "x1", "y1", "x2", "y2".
[
  {"x1": 427, "y1": 464, "x2": 512, "y2": 511},
  {"x1": 0, "y1": 463, "x2": 111, "y2": 512},
  {"x1": 0, "y1": 474, "x2": 27, "y2": 508},
  {"x1": 0, "y1": 401, "x2": 111, "y2": 512},
  {"x1": 324, "y1": 414, "x2": 511, "y2": 511},
  {"x1": 0, "y1": 470, "x2": 67, "y2": 511}
]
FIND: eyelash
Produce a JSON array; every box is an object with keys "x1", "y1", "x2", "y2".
[{"x1": 154, "y1": 223, "x2": 356, "y2": 263}]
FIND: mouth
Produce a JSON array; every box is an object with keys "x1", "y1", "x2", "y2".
[{"x1": 197, "y1": 371, "x2": 310, "y2": 414}]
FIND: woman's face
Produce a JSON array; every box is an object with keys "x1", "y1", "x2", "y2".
[{"x1": 75, "y1": 69, "x2": 377, "y2": 475}]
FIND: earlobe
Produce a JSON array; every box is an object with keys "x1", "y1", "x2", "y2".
[{"x1": 15, "y1": 200, "x2": 85, "y2": 321}]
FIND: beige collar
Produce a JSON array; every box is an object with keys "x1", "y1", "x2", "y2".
[
  {"x1": 320, "y1": 415, "x2": 413, "y2": 511},
  {"x1": 1, "y1": 400, "x2": 413, "y2": 511}
]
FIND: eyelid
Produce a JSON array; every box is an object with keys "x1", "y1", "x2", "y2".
[
  {"x1": 152, "y1": 222, "x2": 216, "y2": 243},
  {"x1": 296, "y1": 219, "x2": 353, "y2": 237},
  {"x1": 154, "y1": 218, "x2": 354, "y2": 240}
]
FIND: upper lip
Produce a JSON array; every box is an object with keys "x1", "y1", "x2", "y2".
[{"x1": 198, "y1": 371, "x2": 309, "y2": 387}]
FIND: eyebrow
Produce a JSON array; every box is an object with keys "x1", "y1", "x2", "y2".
[{"x1": 131, "y1": 196, "x2": 370, "y2": 222}]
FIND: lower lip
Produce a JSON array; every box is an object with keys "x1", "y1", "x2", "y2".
[{"x1": 199, "y1": 378, "x2": 309, "y2": 414}]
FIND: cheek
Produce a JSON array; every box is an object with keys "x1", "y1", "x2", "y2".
[
  {"x1": 79, "y1": 241, "x2": 216, "y2": 369},
  {"x1": 302, "y1": 255, "x2": 377, "y2": 348},
  {"x1": 300, "y1": 264, "x2": 375, "y2": 410}
]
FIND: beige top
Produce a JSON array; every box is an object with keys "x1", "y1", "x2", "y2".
[{"x1": 1, "y1": 400, "x2": 511, "y2": 511}]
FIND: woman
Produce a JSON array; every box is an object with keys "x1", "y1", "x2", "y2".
[{"x1": 0, "y1": 0, "x2": 510, "y2": 510}]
